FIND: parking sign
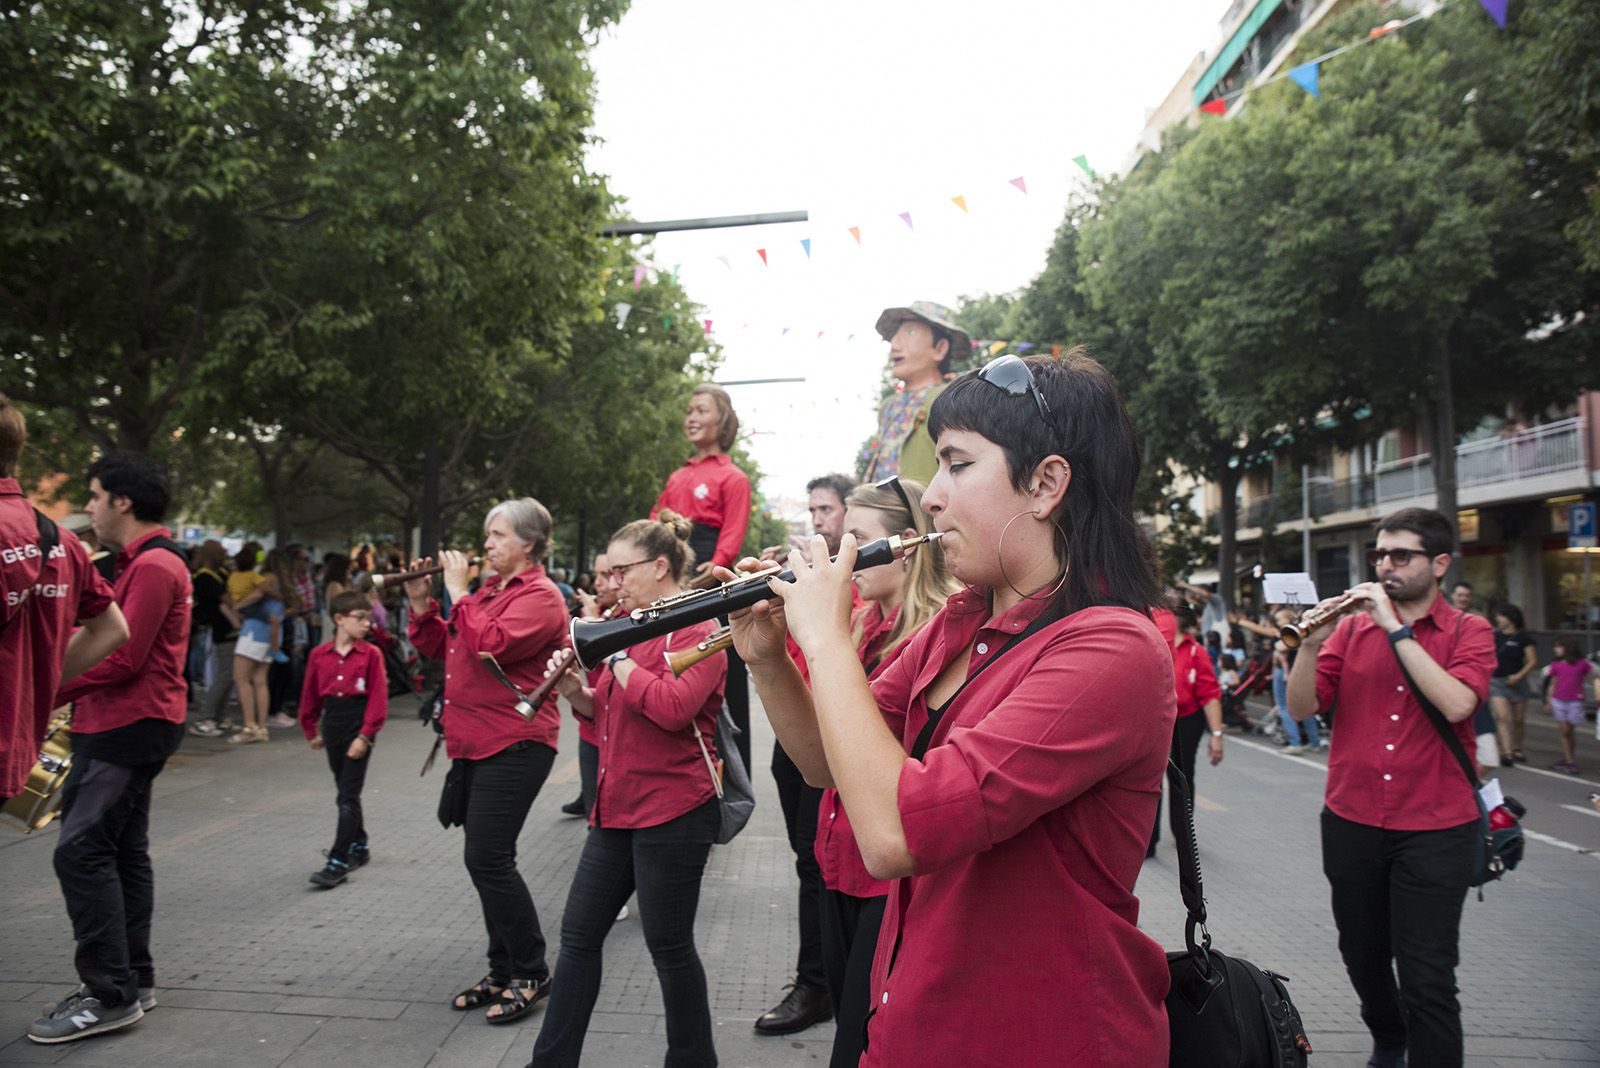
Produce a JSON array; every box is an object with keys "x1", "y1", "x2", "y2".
[{"x1": 1570, "y1": 503, "x2": 1597, "y2": 549}]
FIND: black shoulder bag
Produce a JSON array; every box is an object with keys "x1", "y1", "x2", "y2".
[
  {"x1": 1165, "y1": 761, "x2": 1313, "y2": 1067},
  {"x1": 1389, "y1": 618, "x2": 1525, "y2": 894}
]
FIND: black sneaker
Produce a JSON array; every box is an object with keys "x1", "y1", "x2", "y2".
[
  {"x1": 349, "y1": 844, "x2": 371, "y2": 868},
  {"x1": 309, "y1": 859, "x2": 350, "y2": 888},
  {"x1": 28, "y1": 989, "x2": 143, "y2": 1044},
  {"x1": 560, "y1": 796, "x2": 586, "y2": 818}
]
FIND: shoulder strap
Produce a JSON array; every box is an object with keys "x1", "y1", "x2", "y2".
[
  {"x1": 909, "y1": 608, "x2": 1059, "y2": 761},
  {"x1": 1166, "y1": 758, "x2": 1215, "y2": 964},
  {"x1": 1391, "y1": 611, "x2": 1479, "y2": 792},
  {"x1": 134, "y1": 536, "x2": 188, "y2": 564}
]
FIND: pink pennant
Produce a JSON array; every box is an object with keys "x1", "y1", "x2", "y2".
[
  {"x1": 757, "y1": 248, "x2": 768, "y2": 266},
  {"x1": 703, "y1": 319, "x2": 713, "y2": 335},
  {"x1": 1009, "y1": 176, "x2": 1027, "y2": 194},
  {"x1": 898, "y1": 212, "x2": 913, "y2": 230},
  {"x1": 632, "y1": 265, "x2": 646, "y2": 290}
]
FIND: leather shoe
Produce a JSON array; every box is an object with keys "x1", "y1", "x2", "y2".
[
  {"x1": 559, "y1": 796, "x2": 586, "y2": 818},
  {"x1": 754, "y1": 981, "x2": 832, "y2": 1035}
]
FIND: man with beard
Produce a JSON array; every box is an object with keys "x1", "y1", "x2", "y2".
[{"x1": 1288, "y1": 508, "x2": 1495, "y2": 1068}]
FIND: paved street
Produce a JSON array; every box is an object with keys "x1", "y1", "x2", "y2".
[{"x1": 2, "y1": 692, "x2": 1597, "y2": 1067}]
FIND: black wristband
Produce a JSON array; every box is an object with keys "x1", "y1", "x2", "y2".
[{"x1": 1386, "y1": 624, "x2": 1413, "y2": 645}]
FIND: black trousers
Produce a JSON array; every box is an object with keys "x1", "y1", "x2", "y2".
[
  {"x1": 1150, "y1": 713, "x2": 1207, "y2": 847},
  {"x1": 53, "y1": 757, "x2": 166, "y2": 1007},
  {"x1": 771, "y1": 742, "x2": 827, "y2": 991},
  {"x1": 464, "y1": 742, "x2": 556, "y2": 981},
  {"x1": 321, "y1": 708, "x2": 370, "y2": 862},
  {"x1": 724, "y1": 648, "x2": 752, "y2": 773},
  {"x1": 577, "y1": 737, "x2": 598, "y2": 816},
  {"x1": 1321, "y1": 808, "x2": 1476, "y2": 1067},
  {"x1": 819, "y1": 889, "x2": 886, "y2": 1068},
  {"x1": 530, "y1": 798, "x2": 720, "y2": 1068}
]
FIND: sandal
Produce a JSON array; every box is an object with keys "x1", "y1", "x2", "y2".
[
  {"x1": 485, "y1": 976, "x2": 551, "y2": 1025},
  {"x1": 451, "y1": 975, "x2": 505, "y2": 1011}
]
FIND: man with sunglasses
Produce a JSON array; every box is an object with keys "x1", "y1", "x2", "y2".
[{"x1": 1287, "y1": 508, "x2": 1495, "y2": 1068}]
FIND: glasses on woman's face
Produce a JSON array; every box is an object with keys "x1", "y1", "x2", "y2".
[
  {"x1": 976, "y1": 354, "x2": 1054, "y2": 433},
  {"x1": 603, "y1": 558, "x2": 654, "y2": 582},
  {"x1": 1366, "y1": 547, "x2": 1434, "y2": 569}
]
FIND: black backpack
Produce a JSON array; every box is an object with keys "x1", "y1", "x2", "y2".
[{"x1": 1164, "y1": 761, "x2": 1312, "y2": 1067}]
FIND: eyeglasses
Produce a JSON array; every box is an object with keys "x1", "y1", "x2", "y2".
[
  {"x1": 874, "y1": 475, "x2": 916, "y2": 519},
  {"x1": 1366, "y1": 548, "x2": 1436, "y2": 569},
  {"x1": 977, "y1": 354, "x2": 1054, "y2": 434},
  {"x1": 603, "y1": 558, "x2": 654, "y2": 581}
]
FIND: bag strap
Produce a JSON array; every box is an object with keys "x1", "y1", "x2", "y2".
[
  {"x1": 0, "y1": 509, "x2": 62, "y2": 636},
  {"x1": 1165, "y1": 758, "x2": 1212, "y2": 959},
  {"x1": 910, "y1": 608, "x2": 1059, "y2": 761},
  {"x1": 1388, "y1": 612, "x2": 1479, "y2": 793}
]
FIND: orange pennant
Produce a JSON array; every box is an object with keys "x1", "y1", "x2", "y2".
[
  {"x1": 951, "y1": 195, "x2": 968, "y2": 214},
  {"x1": 848, "y1": 226, "x2": 861, "y2": 244}
]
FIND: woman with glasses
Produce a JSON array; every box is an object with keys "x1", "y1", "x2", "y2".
[
  {"x1": 814, "y1": 476, "x2": 959, "y2": 1068},
  {"x1": 529, "y1": 510, "x2": 727, "y2": 1068},
  {"x1": 728, "y1": 351, "x2": 1177, "y2": 1065},
  {"x1": 403, "y1": 498, "x2": 568, "y2": 1027}
]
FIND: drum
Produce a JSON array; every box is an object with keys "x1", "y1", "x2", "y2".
[{"x1": 1, "y1": 713, "x2": 73, "y2": 833}]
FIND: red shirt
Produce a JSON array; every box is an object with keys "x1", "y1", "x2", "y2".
[
  {"x1": 590, "y1": 618, "x2": 726, "y2": 829},
  {"x1": 299, "y1": 639, "x2": 389, "y2": 739},
  {"x1": 1173, "y1": 632, "x2": 1221, "y2": 718},
  {"x1": 862, "y1": 589, "x2": 1175, "y2": 1067},
  {"x1": 1313, "y1": 593, "x2": 1496, "y2": 830},
  {"x1": 0, "y1": 481, "x2": 116, "y2": 797},
  {"x1": 651, "y1": 453, "x2": 751, "y2": 568},
  {"x1": 409, "y1": 566, "x2": 568, "y2": 760},
  {"x1": 57, "y1": 527, "x2": 192, "y2": 735}
]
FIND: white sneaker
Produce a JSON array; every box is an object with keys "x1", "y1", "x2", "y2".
[
  {"x1": 1283, "y1": 745, "x2": 1307, "y2": 755},
  {"x1": 616, "y1": 905, "x2": 629, "y2": 921}
]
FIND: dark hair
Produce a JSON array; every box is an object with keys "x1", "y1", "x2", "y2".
[
  {"x1": 806, "y1": 472, "x2": 855, "y2": 505},
  {"x1": 329, "y1": 590, "x2": 369, "y2": 618},
  {"x1": 323, "y1": 553, "x2": 350, "y2": 587},
  {"x1": 1492, "y1": 602, "x2": 1526, "y2": 631},
  {"x1": 927, "y1": 349, "x2": 1161, "y2": 618},
  {"x1": 1452, "y1": 580, "x2": 1473, "y2": 592},
  {"x1": 1173, "y1": 605, "x2": 1199, "y2": 632},
  {"x1": 0, "y1": 391, "x2": 25, "y2": 477},
  {"x1": 612, "y1": 509, "x2": 695, "y2": 584},
  {"x1": 1375, "y1": 507, "x2": 1454, "y2": 559},
  {"x1": 87, "y1": 451, "x2": 172, "y2": 522}
]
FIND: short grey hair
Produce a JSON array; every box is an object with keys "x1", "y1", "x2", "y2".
[{"x1": 485, "y1": 497, "x2": 552, "y2": 563}]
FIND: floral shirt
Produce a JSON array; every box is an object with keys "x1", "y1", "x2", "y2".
[{"x1": 862, "y1": 383, "x2": 942, "y2": 483}]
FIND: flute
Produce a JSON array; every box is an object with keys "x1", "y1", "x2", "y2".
[
  {"x1": 1279, "y1": 592, "x2": 1360, "y2": 649},
  {"x1": 370, "y1": 557, "x2": 483, "y2": 589},
  {"x1": 524, "y1": 599, "x2": 624, "y2": 709}
]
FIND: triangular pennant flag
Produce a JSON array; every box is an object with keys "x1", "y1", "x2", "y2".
[
  {"x1": 703, "y1": 319, "x2": 713, "y2": 335},
  {"x1": 1200, "y1": 98, "x2": 1228, "y2": 116},
  {"x1": 672, "y1": 263, "x2": 681, "y2": 281},
  {"x1": 1072, "y1": 155, "x2": 1094, "y2": 178},
  {"x1": 663, "y1": 316, "x2": 673, "y2": 329},
  {"x1": 1051, "y1": 343, "x2": 1063, "y2": 357},
  {"x1": 757, "y1": 248, "x2": 768, "y2": 266},
  {"x1": 848, "y1": 226, "x2": 861, "y2": 244},
  {"x1": 1009, "y1": 176, "x2": 1027, "y2": 194},
  {"x1": 951, "y1": 195, "x2": 968, "y2": 213},
  {"x1": 717, "y1": 255, "x2": 732, "y2": 271},
  {"x1": 816, "y1": 331, "x2": 824, "y2": 340},
  {"x1": 632, "y1": 265, "x2": 646, "y2": 290},
  {"x1": 898, "y1": 212, "x2": 913, "y2": 230},
  {"x1": 1288, "y1": 62, "x2": 1320, "y2": 98},
  {"x1": 970, "y1": 339, "x2": 982, "y2": 349},
  {"x1": 847, "y1": 333, "x2": 856, "y2": 341},
  {"x1": 614, "y1": 302, "x2": 632, "y2": 327},
  {"x1": 800, "y1": 238, "x2": 811, "y2": 258},
  {"x1": 1016, "y1": 342, "x2": 1035, "y2": 353},
  {"x1": 988, "y1": 341, "x2": 1008, "y2": 356},
  {"x1": 782, "y1": 327, "x2": 791, "y2": 337},
  {"x1": 1477, "y1": 0, "x2": 1506, "y2": 27}
]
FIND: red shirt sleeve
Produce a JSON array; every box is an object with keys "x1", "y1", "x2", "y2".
[
  {"x1": 448, "y1": 580, "x2": 567, "y2": 664},
  {"x1": 1191, "y1": 643, "x2": 1222, "y2": 707},
  {"x1": 362, "y1": 644, "x2": 389, "y2": 737},
  {"x1": 299, "y1": 647, "x2": 325, "y2": 738},
  {"x1": 1449, "y1": 614, "x2": 1497, "y2": 705},
  {"x1": 409, "y1": 599, "x2": 447, "y2": 659},
  {"x1": 1314, "y1": 616, "x2": 1352, "y2": 714},
  {"x1": 57, "y1": 557, "x2": 185, "y2": 703},
  {"x1": 711, "y1": 468, "x2": 752, "y2": 568}
]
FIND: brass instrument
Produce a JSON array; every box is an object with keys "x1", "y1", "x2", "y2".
[
  {"x1": 2, "y1": 710, "x2": 73, "y2": 833},
  {"x1": 570, "y1": 532, "x2": 942, "y2": 670},
  {"x1": 371, "y1": 557, "x2": 484, "y2": 589},
  {"x1": 1279, "y1": 593, "x2": 1360, "y2": 649},
  {"x1": 665, "y1": 625, "x2": 733, "y2": 677}
]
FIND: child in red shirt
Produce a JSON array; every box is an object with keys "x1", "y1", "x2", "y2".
[{"x1": 299, "y1": 591, "x2": 388, "y2": 887}]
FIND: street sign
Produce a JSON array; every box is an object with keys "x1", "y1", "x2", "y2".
[{"x1": 1570, "y1": 503, "x2": 1597, "y2": 549}]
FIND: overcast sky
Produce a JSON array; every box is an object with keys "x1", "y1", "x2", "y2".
[{"x1": 586, "y1": 0, "x2": 1228, "y2": 505}]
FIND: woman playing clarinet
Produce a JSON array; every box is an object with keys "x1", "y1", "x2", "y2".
[
  {"x1": 729, "y1": 351, "x2": 1177, "y2": 1066},
  {"x1": 404, "y1": 498, "x2": 567, "y2": 1027},
  {"x1": 530, "y1": 511, "x2": 726, "y2": 1068}
]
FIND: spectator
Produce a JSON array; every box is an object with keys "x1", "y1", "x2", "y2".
[{"x1": 1489, "y1": 603, "x2": 1538, "y2": 765}]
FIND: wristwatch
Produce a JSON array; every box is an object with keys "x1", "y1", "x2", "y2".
[
  {"x1": 1210, "y1": 730, "x2": 1224, "y2": 738},
  {"x1": 1386, "y1": 624, "x2": 1414, "y2": 645}
]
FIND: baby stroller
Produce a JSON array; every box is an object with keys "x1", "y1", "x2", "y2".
[{"x1": 1221, "y1": 648, "x2": 1273, "y2": 733}]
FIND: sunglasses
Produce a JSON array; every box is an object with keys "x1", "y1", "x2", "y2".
[
  {"x1": 873, "y1": 475, "x2": 916, "y2": 520},
  {"x1": 977, "y1": 354, "x2": 1054, "y2": 434},
  {"x1": 1366, "y1": 548, "x2": 1436, "y2": 569}
]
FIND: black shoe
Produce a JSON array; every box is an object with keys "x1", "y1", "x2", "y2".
[
  {"x1": 28, "y1": 989, "x2": 143, "y2": 1044},
  {"x1": 485, "y1": 976, "x2": 551, "y2": 1025},
  {"x1": 309, "y1": 859, "x2": 350, "y2": 888},
  {"x1": 560, "y1": 796, "x2": 586, "y2": 817},
  {"x1": 1367, "y1": 1044, "x2": 1406, "y2": 1068},
  {"x1": 349, "y1": 844, "x2": 371, "y2": 868},
  {"x1": 754, "y1": 981, "x2": 832, "y2": 1035}
]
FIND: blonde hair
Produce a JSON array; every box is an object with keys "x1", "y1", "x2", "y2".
[
  {"x1": 612, "y1": 509, "x2": 695, "y2": 584},
  {"x1": 692, "y1": 384, "x2": 739, "y2": 452},
  {"x1": 845, "y1": 479, "x2": 958, "y2": 656}
]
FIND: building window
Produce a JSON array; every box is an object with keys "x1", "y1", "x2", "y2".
[{"x1": 1543, "y1": 547, "x2": 1600, "y2": 631}]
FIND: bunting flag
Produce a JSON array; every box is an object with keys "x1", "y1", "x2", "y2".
[
  {"x1": 614, "y1": 301, "x2": 631, "y2": 327},
  {"x1": 988, "y1": 341, "x2": 1008, "y2": 356},
  {"x1": 1200, "y1": 98, "x2": 1228, "y2": 116},
  {"x1": 1368, "y1": 18, "x2": 1404, "y2": 38},
  {"x1": 632, "y1": 265, "x2": 646, "y2": 290},
  {"x1": 717, "y1": 255, "x2": 732, "y2": 271},
  {"x1": 800, "y1": 238, "x2": 811, "y2": 258},
  {"x1": 848, "y1": 226, "x2": 861, "y2": 244},
  {"x1": 1072, "y1": 155, "x2": 1094, "y2": 178},
  {"x1": 898, "y1": 212, "x2": 914, "y2": 230},
  {"x1": 816, "y1": 331, "x2": 824, "y2": 340},
  {"x1": 1009, "y1": 176, "x2": 1028, "y2": 194},
  {"x1": 757, "y1": 248, "x2": 768, "y2": 266},
  {"x1": 782, "y1": 327, "x2": 791, "y2": 336},
  {"x1": 663, "y1": 316, "x2": 673, "y2": 329},
  {"x1": 1288, "y1": 62, "x2": 1320, "y2": 98},
  {"x1": 703, "y1": 319, "x2": 713, "y2": 335},
  {"x1": 672, "y1": 263, "x2": 681, "y2": 281},
  {"x1": 1478, "y1": 0, "x2": 1506, "y2": 27},
  {"x1": 1016, "y1": 342, "x2": 1035, "y2": 353},
  {"x1": 951, "y1": 195, "x2": 968, "y2": 213},
  {"x1": 1051, "y1": 344, "x2": 1063, "y2": 357}
]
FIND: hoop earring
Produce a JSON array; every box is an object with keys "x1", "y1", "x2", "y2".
[{"x1": 996, "y1": 510, "x2": 1068, "y2": 603}]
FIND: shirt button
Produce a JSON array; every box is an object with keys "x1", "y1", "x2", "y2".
[
  {"x1": 881, "y1": 992, "x2": 888, "y2": 1005},
  {"x1": 1386, "y1": 744, "x2": 1395, "y2": 751},
  {"x1": 1383, "y1": 774, "x2": 1392, "y2": 781},
  {"x1": 1391, "y1": 714, "x2": 1400, "y2": 721},
  {"x1": 830, "y1": 811, "x2": 836, "y2": 819},
  {"x1": 336, "y1": 675, "x2": 343, "y2": 681},
  {"x1": 976, "y1": 642, "x2": 989, "y2": 655},
  {"x1": 1396, "y1": 686, "x2": 1405, "y2": 693}
]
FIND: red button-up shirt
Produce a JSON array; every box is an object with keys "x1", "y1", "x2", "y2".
[
  {"x1": 651, "y1": 453, "x2": 752, "y2": 568},
  {"x1": 816, "y1": 602, "x2": 904, "y2": 899},
  {"x1": 1313, "y1": 592, "x2": 1495, "y2": 830},
  {"x1": 57, "y1": 527, "x2": 192, "y2": 734},
  {"x1": 1, "y1": 482, "x2": 116, "y2": 797},
  {"x1": 590, "y1": 618, "x2": 726, "y2": 830},
  {"x1": 409, "y1": 566, "x2": 568, "y2": 760},
  {"x1": 299, "y1": 640, "x2": 389, "y2": 739},
  {"x1": 1173, "y1": 631, "x2": 1221, "y2": 718},
  {"x1": 862, "y1": 589, "x2": 1175, "y2": 1067}
]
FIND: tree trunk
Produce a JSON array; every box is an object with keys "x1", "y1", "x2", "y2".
[
  {"x1": 575, "y1": 510, "x2": 588, "y2": 575},
  {"x1": 1431, "y1": 335, "x2": 1461, "y2": 587},
  {"x1": 420, "y1": 442, "x2": 441, "y2": 559},
  {"x1": 1217, "y1": 464, "x2": 1241, "y2": 610}
]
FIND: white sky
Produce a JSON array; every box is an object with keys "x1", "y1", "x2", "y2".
[{"x1": 587, "y1": 0, "x2": 1229, "y2": 508}]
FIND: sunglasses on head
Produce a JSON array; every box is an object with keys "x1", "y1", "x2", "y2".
[
  {"x1": 873, "y1": 475, "x2": 915, "y2": 519},
  {"x1": 1366, "y1": 548, "x2": 1436, "y2": 568},
  {"x1": 976, "y1": 354, "x2": 1055, "y2": 434}
]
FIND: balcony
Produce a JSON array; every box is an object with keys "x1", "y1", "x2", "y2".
[{"x1": 1373, "y1": 417, "x2": 1589, "y2": 505}]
